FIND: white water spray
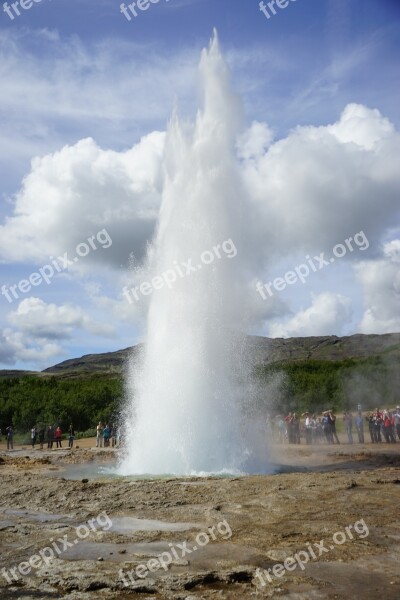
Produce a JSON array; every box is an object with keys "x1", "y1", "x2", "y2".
[{"x1": 119, "y1": 32, "x2": 268, "y2": 475}]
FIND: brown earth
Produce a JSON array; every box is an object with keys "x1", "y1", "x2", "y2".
[{"x1": 0, "y1": 439, "x2": 399, "y2": 600}]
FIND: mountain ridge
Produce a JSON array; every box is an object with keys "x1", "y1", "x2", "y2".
[{"x1": 1, "y1": 333, "x2": 399, "y2": 379}]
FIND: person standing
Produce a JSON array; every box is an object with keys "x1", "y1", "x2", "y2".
[
  {"x1": 382, "y1": 411, "x2": 396, "y2": 443},
  {"x1": 372, "y1": 409, "x2": 382, "y2": 443},
  {"x1": 285, "y1": 413, "x2": 293, "y2": 444},
  {"x1": 366, "y1": 413, "x2": 375, "y2": 443},
  {"x1": 322, "y1": 413, "x2": 332, "y2": 444},
  {"x1": 96, "y1": 421, "x2": 104, "y2": 448},
  {"x1": 315, "y1": 417, "x2": 324, "y2": 443},
  {"x1": 394, "y1": 406, "x2": 400, "y2": 441},
  {"x1": 329, "y1": 411, "x2": 340, "y2": 444},
  {"x1": 292, "y1": 413, "x2": 300, "y2": 444},
  {"x1": 47, "y1": 425, "x2": 54, "y2": 449},
  {"x1": 304, "y1": 413, "x2": 312, "y2": 445},
  {"x1": 355, "y1": 411, "x2": 364, "y2": 443},
  {"x1": 68, "y1": 424, "x2": 75, "y2": 448},
  {"x1": 389, "y1": 411, "x2": 397, "y2": 443},
  {"x1": 38, "y1": 426, "x2": 45, "y2": 450},
  {"x1": 31, "y1": 426, "x2": 37, "y2": 448},
  {"x1": 54, "y1": 426, "x2": 62, "y2": 448},
  {"x1": 103, "y1": 423, "x2": 110, "y2": 447},
  {"x1": 343, "y1": 412, "x2": 353, "y2": 444},
  {"x1": 6, "y1": 425, "x2": 13, "y2": 450}
]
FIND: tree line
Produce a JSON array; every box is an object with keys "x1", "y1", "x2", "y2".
[
  {"x1": 0, "y1": 375, "x2": 123, "y2": 434},
  {"x1": 0, "y1": 353, "x2": 397, "y2": 434}
]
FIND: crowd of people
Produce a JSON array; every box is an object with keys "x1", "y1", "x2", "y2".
[
  {"x1": 0, "y1": 421, "x2": 121, "y2": 451},
  {"x1": 2, "y1": 408, "x2": 400, "y2": 450},
  {"x1": 365, "y1": 409, "x2": 400, "y2": 443},
  {"x1": 269, "y1": 406, "x2": 400, "y2": 445},
  {"x1": 95, "y1": 422, "x2": 119, "y2": 448},
  {"x1": 36, "y1": 424, "x2": 76, "y2": 450}
]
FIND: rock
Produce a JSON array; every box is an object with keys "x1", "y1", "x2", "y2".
[
  {"x1": 81, "y1": 479, "x2": 89, "y2": 484},
  {"x1": 118, "y1": 578, "x2": 157, "y2": 593},
  {"x1": 184, "y1": 572, "x2": 220, "y2": 590},
  {"x1": 266, "y1": 549, "x2": 290, "y2": 561},
  {"x1": 223, "y1": 566, "x2": 254, "y2": 583}
]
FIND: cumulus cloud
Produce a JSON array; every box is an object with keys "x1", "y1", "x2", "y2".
[
  {"x1": 0, "y1": 133, "x2": 165, "y2": 267},
  {"x1": 1, "y1": 99, "x2": 399, "y2": 365},
  {"x1": 327, "y1": 103, "x2": 394, "y2": 150},
  {"x1": 0, "y1": 298, "x2": 117, "y2": 367},
  {"x1": 269, "y1": 292, "x2": 352, "y2": 338},
  {"x1": 1, "y1": 103, "x2": 399, "y2": 277},
  {"x1": 8, "y1": 298, "x2": 115, "y2": 339},
  {"x1": 236, "y1": 121, "x2": 274, "y2": 160},
  {"x1": 241, "y1": 104, "x2": 400, "y2": 269},
  {"x1": 355, "y1": 240, "x2": 400, "y2": 334},
  {"x1": 0, "y1": 328, "x2": 64, "y2": 366}
]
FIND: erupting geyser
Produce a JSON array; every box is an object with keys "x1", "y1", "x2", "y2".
[{"x1": 119, "y1": 31, "x2": 268, "y2": 476}]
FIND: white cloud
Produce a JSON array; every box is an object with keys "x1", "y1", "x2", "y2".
[
  {"x1": 0, "y1": 297, "x2": 117, "y2": 367},
  {"x1": 269, "y1": 293, "x2": 352, "y2": 338},
  {"x1": 327, "y1": 103, "x2": 394, "y2": 150},
  {"x1": 355, "y1": 240, "x2": 400, "y2": 334},
  {"x1": 8, "y1": 297, "x2": 115, "y2": 339},
  {"x1": 0, "y1": 100, "x2": 398, "y2": 353},
  {"x1": 2, "y1": 102, "x2": 399, "y2": 278},
  {"x1": 0, "y1": 328, "x2": 64, "y2": 366},
  {"x1": 241, "y1": 104, "x2": 400, "y2": 269},
  {"x1": 0, "y1": 133, "x2": 165, "y2": 266},
  {"x1": 236, "y1": 121, "x2": 274, "y2": 160}
]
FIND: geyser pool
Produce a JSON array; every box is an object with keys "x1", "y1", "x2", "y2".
[{"x1": 119, "y1": 32, "x2": 269, "y2": 476}]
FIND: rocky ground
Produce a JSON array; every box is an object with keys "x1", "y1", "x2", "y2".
[{"x1": 0, "y1": 439, "x2": 399, "y2": 600}]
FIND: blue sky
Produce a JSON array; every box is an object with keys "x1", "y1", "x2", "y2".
[{"x1": 0, "y1": 0, "x2": 399, "y2": 369}]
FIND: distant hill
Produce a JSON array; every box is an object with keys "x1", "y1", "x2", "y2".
[
  {"x1": 1, "y1": 333, "x2": 399, "y2": 431},
  {"x1": 42, "y1": 345, "x2": 143, "y2": 378},
  {"x1": 0, "y1": 370, "x2": 37, "y2": 379},
  {"x1": 247, "y1": 333, "x2": 400, "y2": 364},
  {"x1": 1, "y1": 333, "x2": 398, "y2": 380}
]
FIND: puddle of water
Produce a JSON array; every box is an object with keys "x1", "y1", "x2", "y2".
[
  {"x1": 271, "y1": 464, "x2": 309, "y2": 474},
  {"x1": 53, "y1": 461, "x2": 306, "y2": 481},
  {"x1": 0, "y1": 506, "x2": 203, "y2": 536},
  {"x1": 51, "y1": 462, "x2": 239, "y2": 481},
  {"x1": 47, "y1": 462, "x2": 117, "y2": 481},
  {"x1": 49, "y1": 462, "x2": 188, "y2": 481},
  {"x1": 2, "y1": 509, "x2": 68, "y2": 523},
  {"x1": 59, "y1": 539, "x2": 262, "y2": 570},
  {"x1": 109, "y1": 516, "x2": 203, "y2": 534},
  {"x1": 187, "y1": 541, "x2": 262, "y2": 569},
  {"x1": 61, "y1": 540, "x2": 172, "y2": 562}
]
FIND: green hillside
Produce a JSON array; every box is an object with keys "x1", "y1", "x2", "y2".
[{"x1": 0, "y1": 334, "x2": 399, "y2": 434}]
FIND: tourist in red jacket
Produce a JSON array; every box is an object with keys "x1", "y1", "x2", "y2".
[{"x1": 54, "y1": 426, "x2": 62, "y2": 448}]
